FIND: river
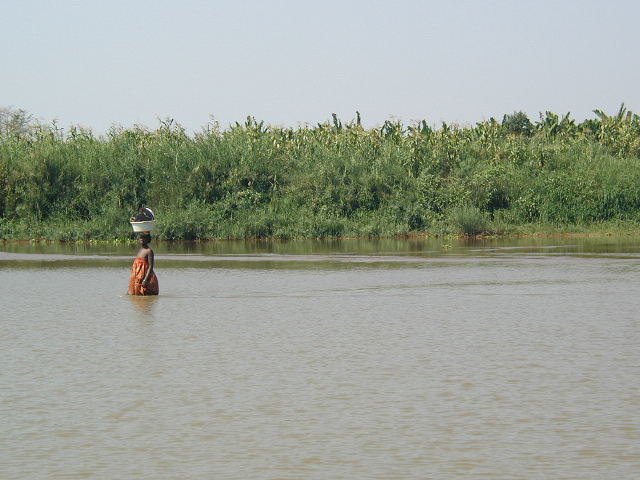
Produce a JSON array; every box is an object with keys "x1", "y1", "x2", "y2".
[{"x1": 1, "y1": 237, "x2": 639, "y2": 479}]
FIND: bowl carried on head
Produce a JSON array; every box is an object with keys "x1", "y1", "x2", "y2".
[
  {"x1": 130, "y1": 207, "x2": 155, "y2": 233},
  {"x1": 130, "y1": 221, "x2": 155, "y2": 233}
]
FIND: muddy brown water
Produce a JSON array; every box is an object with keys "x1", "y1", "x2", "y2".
[{"x1": 1, "y1": 237, "x2": 639, "y2": 479}]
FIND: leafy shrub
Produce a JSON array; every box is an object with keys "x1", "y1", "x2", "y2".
[
  {"x1": 447, "y1": 205, "x2": 490, "y2": 236},
  {"x1": 1, "y1": 106, "x2": 639, "y2": 240}
]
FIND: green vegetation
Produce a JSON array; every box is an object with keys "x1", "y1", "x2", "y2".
[{"x1": 1, "y1": 106, "x2": 640, "y2": 241}]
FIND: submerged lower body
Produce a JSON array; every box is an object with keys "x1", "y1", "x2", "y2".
[{"x1": 128, "y1": 258, "x2": 159, "y2": 296}]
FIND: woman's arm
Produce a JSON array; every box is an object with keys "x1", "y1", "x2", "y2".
[{"x1": 142, "y1": 249, "x2": 154, "y2": 286}]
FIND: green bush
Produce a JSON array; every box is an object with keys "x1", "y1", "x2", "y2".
[
  {"x1": 447, "y1": 205, "x2": 491, "y2": 236},
  {"x1": 1, "y1": 106, "x2": 640, "y2": 240}
]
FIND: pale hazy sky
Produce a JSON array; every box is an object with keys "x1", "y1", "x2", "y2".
[{"x1": 2, "y1": 0, "x2": 639, "y2": 134}]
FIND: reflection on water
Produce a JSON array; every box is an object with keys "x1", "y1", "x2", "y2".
[
  {"x1": 127, "y1": 294, "x2": 159, "y2": 317},
  {"x1": 3, "y1": 234, "x2": 640, "y2": 259},
  {"x1": 1, "y1": 238, "x2": 640, "y2": 479},
  {"x1": 3, "y1": 235, "x2": 640, "y2": 271}
]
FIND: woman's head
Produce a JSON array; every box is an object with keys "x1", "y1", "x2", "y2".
[{"x1": 138, "y1": 233, "x2": 152, "y2": 245}]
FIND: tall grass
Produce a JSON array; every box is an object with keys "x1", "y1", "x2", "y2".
[{"x1": 1, "y1": 107, "x2": 639, "y2": 240}]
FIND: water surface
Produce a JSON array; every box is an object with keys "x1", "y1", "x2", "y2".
[{"x1": 1, "y1": 237, "x2": 639, "y2": 479}]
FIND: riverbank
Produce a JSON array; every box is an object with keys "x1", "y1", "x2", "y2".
[
  {"x1": 2, "y1": 218, "x2": 640, "y2": 243},
  {"x1": 2, "y1": 108, "x2": 639, "y2": 242}
]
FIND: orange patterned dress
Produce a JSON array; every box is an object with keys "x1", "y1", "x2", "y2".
[{"x1": 128, "y1": 257, "x2": 159, "y2": 296}]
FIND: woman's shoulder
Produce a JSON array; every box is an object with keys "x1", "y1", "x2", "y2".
[{"x1": 136, "y1": 247, "x2": 153, "y2": 258}]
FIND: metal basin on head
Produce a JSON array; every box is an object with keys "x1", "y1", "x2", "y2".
[{"x1": 130, "y1": 220, "x2": 155, "y2": 232}]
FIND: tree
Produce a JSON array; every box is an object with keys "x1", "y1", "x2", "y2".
[
  {"x1": 0, "y1": 106, "x2": 35, "y2": 138},
  {"x1": 501, "y1": 111, "x2": 534, "y2": 136}
]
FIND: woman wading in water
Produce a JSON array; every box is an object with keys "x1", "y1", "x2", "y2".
[{"x1": 128, "y1": 232, "x2": 159, "y2": 296}]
